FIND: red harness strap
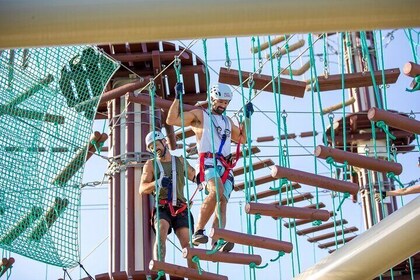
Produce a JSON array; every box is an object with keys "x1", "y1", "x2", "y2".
[
  {"x1": 198, "y1": 139, "x2": 241, "y2": 184},
  {"x1": 158, "y1": 199, "x2": 188, "y2": 217}
]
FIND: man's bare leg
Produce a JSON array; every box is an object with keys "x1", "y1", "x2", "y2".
[
  {"x1": 175, "y1": 227, "x2": 197, "y2": 269},
  {"x1": 153, "y1": 219, "x2": 170, "y2": 261},
  {"x1": 195, "y1": 177, "x2": 224, "y2": 231}
]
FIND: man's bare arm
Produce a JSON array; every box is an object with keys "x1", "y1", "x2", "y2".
[
  {"x1": 230, "y1": 117, "x2": 250, "y2": 144},
  {"x1": 139, "y1": 160, "x2": 158, "y2": 195},
  {"x1": 166, "y1": 99, "x2": 201, "y2": 127}
]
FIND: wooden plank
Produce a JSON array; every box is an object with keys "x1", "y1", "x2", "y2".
[
  {"x1": 233, "y1": 159, "x2": 274, "y2": 176},
  {"x1": 307, "y1": 226, "x2": 358, "y2": 243},
  {"x1": 218, "y1": 67, "x2": 306, "y2": 98},
  {"x1": 270, "y1": 192, "x2": 313, "y2": 206},
  {"x1": 318, "y1": 236, "x2": 356, "y2": 249},
  {"x1": 296, "y1": 219, "x2": 348, "y2": 236},
  {"x1": 306, "y1": 68, "x2": 400, "y2": 92},
  {"x1": 250, "y1": 182, "x2": 301, "y2": 201},
  {"x1": 234, "y1": 174, "x2": 275, "y2": 191},
  {"x1": 283, "y1": 211, "x2": 335, "y2": 228}
]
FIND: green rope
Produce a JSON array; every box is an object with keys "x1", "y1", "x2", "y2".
[
  {"x1": 173, "y1": 57, "x2": 194, "y2": 247},
  {"x1": 406, "y1": 28, "x2": 419, "y2": 64},
  {"x1": 360, "y1": 31, "x2": 383, "y2": 109},
  {"x1": 270, "y1": 251, "x2": 285, "y2": 262},
  {"x1": 224, "y1": 38, "x2": 232, "y2": 69},
  {"x1": 336, "y1": 192, "x2": 349, "y2": 212},
  {"x1": 253, "y1": 214, "x2": 261, "y2": 235},
  {"x1": 249, "y1": 262, "x2": 269, "y2": 269},
  {"x1": 206, "y1": 239, "x2": 226, "y2": 255},
  {"x1": 149, "y1": 81, "x2": 163, "y2": 262},
  {"x1": 155, "y1": 270, "x2": 165, "y2": 280},
  {"x1": 376, "y1": 121, "x2": 396, "y2": 140},
  {"x1": 376, "y1": 30, "x2": 389, "y2": 109},
  {"x1": 202, "y1": 39, "x2": 223, "y2": 232},
  {"x1": 192, "y1": 256, "x2": 203, "y2": 275}
]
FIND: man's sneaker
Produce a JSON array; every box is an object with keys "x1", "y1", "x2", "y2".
[
  {"x1": 192, "y1": 229, "x2": 208, "y2": 246},
  {"x1": 212, "y1": 241, "x2": 235, "y2": 252}
]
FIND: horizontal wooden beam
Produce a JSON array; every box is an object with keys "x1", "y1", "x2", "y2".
[
  {"x1": 218, "y1": 67, "x2": 307, "y2": 98},
  {"x1": 403, "y1": 61, "x2": 420, "y2": 78},
  {"x1": 149, "y1": 260, "x2": 227, "y2": 280},
  {"x1": 368, "y1": 107, "x2": 420, "y2": 135},
  {"x1": 307, "y1": 226, "x2": 358, "y2": 243},
  {"x1": 109, "y1": 50, "x2": 189, "y2": 63},
  {"x1": 234, "y1": 174, "x2": 276, "y2": 191},
  {"x1": 273, "y1": 202, "x2": 325, "y2": 220},
  {"x1": 210, "y1": 227, "x2": 293, "y2": 253},
  {"x1": 246, "y1": 202, "x2": 330, "y2": 221},
  {"x1": 284, "y1": 211, "x2": 335, "y2": 228},
  {"x1": 250, "y1": 182, "x2": 301, "y2": 201},
  {"x1": 318, "y1": 236, "x2": 356, "y2": 249},
  {"x1": 271, "y1": 165, "x2": 359, "y2": 195},
  {"x1": 296, "y1": 219, "x2": 348, "y2": 236},
  {"x1": 306, "y1": 68, "x2": 400, "y2": 92},
  {"x1": 233, "y1": 159, "x2": 274, "y2": 176},
  {"x1": 315, "y1": 145, "x2": 403, "y2": 175},
  {"x1": 183, "y1": 247, "x2": 262, "y2": 265}
]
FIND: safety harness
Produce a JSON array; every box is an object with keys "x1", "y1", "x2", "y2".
[
  {"x1": 155, "y1": 156, "x2": 200, "y2": 217},
  {"x1": 198, "y1": 110, "x2": 242, "y2": 184}
]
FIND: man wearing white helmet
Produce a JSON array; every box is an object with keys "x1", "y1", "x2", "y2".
[
  {"x1": 167, "y1": 82, "x2": 254, "y2": 252},
  {"x1": 139, "y1": 130, "x2": 198, "y2": 268}
]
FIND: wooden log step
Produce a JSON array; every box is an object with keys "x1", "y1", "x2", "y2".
[
  {"x1": 368, "y1": 107, "x2": 420, "y2": 135},
  {"x1": 271, "y1": 165, "x2": 359, "y2": 195},
  {"x1": 183, "y1": 247, "x2": 262, "y2": 265},
  {"x1": 307, "y1": 226, "x2": 358, "y2": 243},
  {"x1": 296, "y1": 219, "x2": 348, "y2": 236},
  {"x1": 234, "y1": 174, "x2": 276, "y2": 191},
  {"x1": 250, "y1": 182, "x2": 301, "y2": 201},
  {"x1": 284, "y1": 211, "x2": 335, "y2": 228},
  {"x1": 233, "y1": 159, "x2": 274, "y2": 176},
  {"x1": 306, "y1": 68, "x2": 400, "y2": 92},
  {"x1": 270, "y1": 192, "x2": 314, "y2": 206},
  {"x1": 272, "y1": 202, "x2": 325, "y2": 220},
  {"x1": 210, "y1": 228, "x2": 293, "y2": 253},
  {"x1": 218, "y1": 67, "x2": 307, "y2": 98},
  {"x1": 318, "y1": 236, "x2": 356, "y2": 249},
  {"x1": 0, "y1": 207, "x2": 43, "y2": 245},
  {"x1": 246, "y1": 202, "x2": 330, "y2": 221},
  {"x1": 29, "y1": 197, "x2": 69, "y2": 241},
  {"x1": 149, "y1": 260, "x2": 227, "y2": 280},
  {"x1": 315, "y1": 145, "x2": 403, "y2": 175},
  {"x1": 232, "y1": 146, "x2": 261, "y2": 159},
  {"x1": 403, "y1": 61, "x2": 420, "y2": 78}
]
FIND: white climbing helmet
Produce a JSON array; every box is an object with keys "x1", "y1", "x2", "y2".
[
  {"x1": 145, "y1": 131, "x2": 165, "y2": 151},
  {"x1": 210, "y1": 84, "x2": 233, "y2": 101}
]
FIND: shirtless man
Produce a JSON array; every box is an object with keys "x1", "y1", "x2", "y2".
[{"x1": 167, "y1": 82, "x2": 253, "y2": 251}]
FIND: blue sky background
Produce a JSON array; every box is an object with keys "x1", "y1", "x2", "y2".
[{"x1": 6, "y1": 29, "x2": 420, "y2": 280}]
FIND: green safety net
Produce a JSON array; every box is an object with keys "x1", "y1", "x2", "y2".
[{"x1": 0, "y1": 46, "x2": 119, "y2": 268}]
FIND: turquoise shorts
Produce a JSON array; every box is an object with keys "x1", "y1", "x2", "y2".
[{"x1": 204, "y1": 164, "x2": 234, "y2": 200}]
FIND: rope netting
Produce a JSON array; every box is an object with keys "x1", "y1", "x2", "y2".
[{"x1": 0, "y1": 46, "x2": 119, "y2": 268}]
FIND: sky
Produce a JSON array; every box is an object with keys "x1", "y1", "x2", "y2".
[{"x1": 5, "y1": 29, "x2": 420, "y2": 280}]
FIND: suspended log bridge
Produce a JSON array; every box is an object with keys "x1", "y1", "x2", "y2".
[
  {"x1": 210, "y1": 228, "x2": 293, "y2": 253},
  {"x1": 315, "y1": 145, "x2": 403, "y2": 175},
  {"x1": 271, "y1": 166, "x2": 359, "y2": 195},
  {"x1": 368, "y1": 107, "x2": 420, "y2": 135}
]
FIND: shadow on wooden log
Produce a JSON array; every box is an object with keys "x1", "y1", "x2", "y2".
[
  {"x1": 183, "y1": 247, "x2": 262, "y2": 265},
  {"x1": 149, "y1": 260, "x2": 228, "y2": 280}
]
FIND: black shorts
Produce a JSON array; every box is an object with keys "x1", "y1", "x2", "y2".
[{"x1": 152, "y1": 206, "x2": 194, "y2": 235}]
